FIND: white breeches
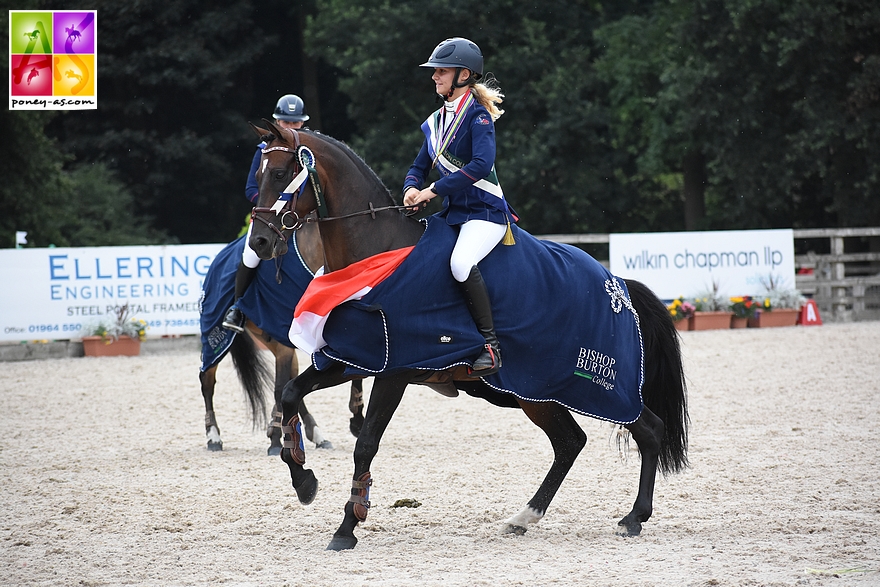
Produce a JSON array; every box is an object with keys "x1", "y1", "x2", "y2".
[
  {"x1": 241, "y1": 222, "x2": 261, "y2": 269},
  {"x1": 450, "y1": 220, "x2": 506, "y2": 282}
]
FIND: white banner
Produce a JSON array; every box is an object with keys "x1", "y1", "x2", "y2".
[
  {"x1": 609, "y1": 229, "x2": 796, "y2": 300},
  {"x1": 0, "y1": 244, "x2": 225, "y2": 343}
]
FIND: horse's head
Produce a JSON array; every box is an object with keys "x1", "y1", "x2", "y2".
[{"x1": 247, "y1": 119, "x2": 316, "y2": 260}]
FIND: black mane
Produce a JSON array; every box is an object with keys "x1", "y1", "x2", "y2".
[{"x1": 302, "y1": 130, "x2": 397, "y2": 206}]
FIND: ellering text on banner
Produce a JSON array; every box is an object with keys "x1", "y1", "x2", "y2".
[{"x1": 0, "y1": 244, "x2": 226, "y2": 343}]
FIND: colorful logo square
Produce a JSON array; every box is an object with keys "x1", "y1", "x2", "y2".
[
  {"x1": 53, "y1": 12, "x2": 95, "y2": 54},
  {"x1": 10, "y1": 11, "x2": 53, "y2": 54},
  {"x1": 54, "y1": 54, "x2": 95, "y2": 97},
  {"x1": 9, "y1": 10, "x2": 97, "y2": 110}
]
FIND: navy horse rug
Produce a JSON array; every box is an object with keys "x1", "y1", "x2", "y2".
[
  {"x1": 199, "y1": 234, "x2": 315, "y2": 371},
  {"x1": 291, "y1": 217, "x2": 646, "y2": 425}
]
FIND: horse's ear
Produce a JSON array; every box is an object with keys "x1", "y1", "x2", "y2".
[
  {"x1": 249, "y1": 121, "x2": 269, "y2": 139},
  {"x1": 262, "y1": 118, "x2": 287, "y2": 141}
]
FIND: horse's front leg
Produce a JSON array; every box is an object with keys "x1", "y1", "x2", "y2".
[
  {"x1": 618, "y1": 406, "x2": 664, "y2": 536},
  {"x1": 327, "y1": 372, "x2": 410, "y2": 551},
  {"x1": 199, "y1": 366, "x2": 223, "y2": 451},
  {"x1": 280, "y1": 363, "x2": 349, "y2": 505}
]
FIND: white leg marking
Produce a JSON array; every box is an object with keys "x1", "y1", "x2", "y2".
[
  {"x1": 502, "y1": 506, "x2": 544, "y2": 534},
  {"x1": 206, "y1": 425, "x2": 222, "y2": 444},
  {"x1": 311, "y1": 426, "x2": 326, "y2": 447}
]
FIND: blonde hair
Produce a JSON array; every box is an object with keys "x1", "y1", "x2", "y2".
[{"x1": 471, "y1": 78, "x2": 504, "y2": 121}]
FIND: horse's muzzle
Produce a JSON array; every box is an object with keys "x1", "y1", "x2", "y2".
[{"x1": 249, "y1": 232, "x2": 287, "y2": 260}]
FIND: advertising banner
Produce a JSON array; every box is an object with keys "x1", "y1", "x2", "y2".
[
  {"x1": 609, "y1": 229, "x2": 796, "y2": 300},
  {"x1": 0, "y1": 244, "x2": 225, "y2": 343}
]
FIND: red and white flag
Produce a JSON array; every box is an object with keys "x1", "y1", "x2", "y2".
[{"x1": 289, "y1": 247, "x2": 415, "y2": 352}]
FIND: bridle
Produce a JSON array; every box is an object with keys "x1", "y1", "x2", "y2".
[
  {"x1": 250, "y1": 129, "x2": 423, "y2": 245},
  {"x1": 250, "y1": 132, "x2": 309, "y2": 243}
]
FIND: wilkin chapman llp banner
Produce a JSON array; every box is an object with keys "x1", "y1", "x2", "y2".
[
  {"x1": 0, "y1": 244, "x2": 226, "y2": 343},
  {"x1": 609, "y1": 229, "x2": 796, "y2": 301}
]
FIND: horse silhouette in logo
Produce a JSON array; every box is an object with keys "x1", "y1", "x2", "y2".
[
  {"x1": 27, "y1": 68, "x2": 39, "y2": 85},
  {"x1": 23, "y1": 30, "x2": 40, "y2": 42},
  {"x1": 65, "y1": 25, "x2": 82, "y2": 43},
  {"x1": 65, "y1": 69, "x2": 83, "y2": 83}
]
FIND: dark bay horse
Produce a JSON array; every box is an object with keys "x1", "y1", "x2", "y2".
[
  {"x1": 199, "y1": 217, "x2": 364, "y2": 455},
  {"x1": 247, "y1": 121, "x2": 688, "y2": 550}
]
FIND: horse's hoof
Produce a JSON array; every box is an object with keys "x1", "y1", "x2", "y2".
[
  {"x1": 267, "y1": 446, "x2": 281, "y2": 457},
  {"x1": 501, "y1": 524, "x2": 527, "y2": 536},
  {"x1": 315, "y1": 440, "x2": 333, "y2": 450},
  {"x1": 207, "y1": 441, "x2": 223, "y2": 452},
  {"x1": 326, "y1": 534, "x2": 358, "y2": 551},
  {"x1": 616, "y1": 517, "x2": 643, "y2": 536},
  {"x1": 294, "y1": 469, "x2": 319, "y2": 505}
]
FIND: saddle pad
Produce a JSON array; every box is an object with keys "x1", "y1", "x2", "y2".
[
  {"x1": 303, "y1": 216, "x2": 645, "y2": 424},
  {"x1": 199, "y1": 234, "x2": 314, "y2": 371}
]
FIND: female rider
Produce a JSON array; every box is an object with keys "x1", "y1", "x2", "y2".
[{"x1": 402, "y1": 38, "x2": 514, "y2": 376}]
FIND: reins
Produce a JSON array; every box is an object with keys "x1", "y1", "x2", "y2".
[{"x1": 251, "y1": 129, "x2": 419, "y2": 242}]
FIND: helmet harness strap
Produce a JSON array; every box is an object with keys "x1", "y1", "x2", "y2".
[{"x1": 447, "y1": 67, "x2": 473, "y2": 99}]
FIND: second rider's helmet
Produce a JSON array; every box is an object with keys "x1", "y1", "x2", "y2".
[{"x1": 273, "y1": 94, "x2": 310, "y2": 122}]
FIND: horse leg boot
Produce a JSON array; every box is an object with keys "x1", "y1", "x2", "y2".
[
  {"x1": 222, "y1": 262, "x2": 257, "y2": 333},
  {"x1": 459, "y1": 265, "x2": 501, "y2": 375}
]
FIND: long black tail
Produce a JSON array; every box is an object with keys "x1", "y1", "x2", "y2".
[
  {"x1": 625, "y1": 279, "x2": 689, "y2": 475},
  {"x1": 229, "y1": 332, "x2": 273, "y2": 430}
]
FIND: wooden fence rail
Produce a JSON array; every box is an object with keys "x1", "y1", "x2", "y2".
[{"x1": 536, "y1": 227, "x2": 880, "y2": 322}]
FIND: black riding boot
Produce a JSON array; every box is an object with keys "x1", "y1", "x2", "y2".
[
  {"x1": 222, "y1": 262, "x2": 257, "y2": 333},
  {"x1": 459, "y1": 265, "x2": 502, "y2": 376}
]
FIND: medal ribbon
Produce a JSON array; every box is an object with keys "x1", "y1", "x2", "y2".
[{"x1": 432, "y1": 90, "x2": 474, "y2": 168}]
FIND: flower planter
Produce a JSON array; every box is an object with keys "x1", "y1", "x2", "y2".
[
  {"x1": 82, "y1": 335, "x2": 141, "y2": 357},
  {"x1": 748, "y1": 309, "x2": 799, "y2": 328},
  {"x1": 689, "y1": 311, "x2": 734, "y2": 331},
  {"x1": 730, "y1": 316, "x2": 749, "y2": 329},
  {"x1": 673, "y1": 319, "x2": 691, "y2": 332}
]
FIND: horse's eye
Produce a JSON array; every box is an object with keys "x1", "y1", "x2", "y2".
[{"x1": 273, "y1": 170, "x2": 287, "y2": 181}]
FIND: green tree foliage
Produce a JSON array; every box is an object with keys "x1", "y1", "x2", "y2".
[
  {"x1": 41, "y1": 0, "x2": 278, "y2": 243},
  {"x1": 596, "y1": 0, "x2": 880, "y2": 229},
  {"x1": 5, "y1": 0, "x2": 877, "y2": 245},
  {"x1": 0, "y1": 110, "x2": 69, "y2": 247},
  {"x1": 0, "y1": 110, "x2": 164, "y2": 247},
  {"x1": 4, "y1": 0, "x2": 355, "y2": 246},
  {"x1": 305, "y1": 0, "x2": 671, "y2": 234}
]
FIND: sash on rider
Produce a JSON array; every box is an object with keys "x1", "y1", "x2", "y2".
[{"x1": 421, "y1": 97, "x2": 507, "y2": 211}]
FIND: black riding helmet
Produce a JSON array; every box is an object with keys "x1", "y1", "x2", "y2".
[
  {"x1": 420, "y1": 37, "x2": 483, "y2": 95},
  {"x1": 273, "y1": 94, "x2": 310, "y2": 123}
]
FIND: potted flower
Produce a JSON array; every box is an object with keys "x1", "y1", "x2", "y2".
[
  {"x1": 82, "y1": 304, "x2": 148, "y2": 356},
  {"x1": 728, "y1": 296, "x2": 759, "y2": 329},
  {"x1": 690, "y1": 281, "x2": 733, "y2": 330},
  {"x1": 667, "y1": 297, "x2": 695, "y2": 331},
  {"x1": 748, "y1": 276, "x2": 806, "y2": 328}
]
